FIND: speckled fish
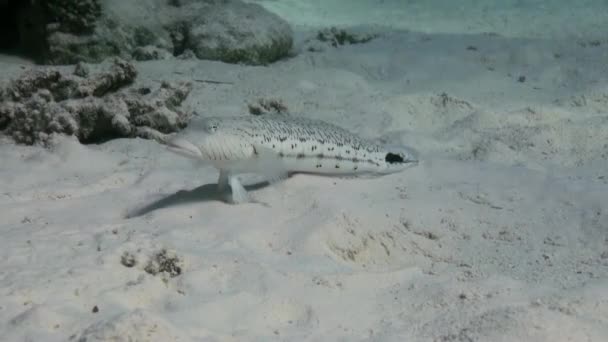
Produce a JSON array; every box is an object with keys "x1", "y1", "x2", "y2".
[{"x1": 165, "y1": 115, "x2": 419, "y2": 204}]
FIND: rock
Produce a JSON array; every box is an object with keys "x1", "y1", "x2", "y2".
[
  {"x1": 12, "y1": 0, "x2": 293, "y2": 65},
  {"x1": 131, "y1": 45, "x2": 173, "y2": 61},
  {"x1": 186, "y1": 0, "x2": 294, "y2": 65},
  {"x1": 73, "y1": 62, "x2": 90, "y2": 77},
  {"x1": 0, "y1": 58, "x2": 192, "y2": 145}
]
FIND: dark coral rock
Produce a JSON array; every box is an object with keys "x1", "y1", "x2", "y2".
[
  {"x1": 316, "y1": 27, "x2": 378, "y2": 47},
  {"x1": 45, "y1": 0, "x2": 102, "y2": 34},
  {"x1": 144, "y1": 249, "x2": 183, "y2": 278},
  {"x1": 75, "y1": 57, "x2": 137, "y2": 97},
  {"x1": 304, "y1": 27, "x2": 379, "y2": 52},
  {"x1": 9, "y1": 0, "x2": 293, "y2": 65},
  {"x1": 247, "y1": 98, "x2": 289, "y2": 116},
  {"x1": 0, "y1": 58, "x2": 192, "y2": 145}
]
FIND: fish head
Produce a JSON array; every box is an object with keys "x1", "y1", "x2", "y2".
[{"x1": 377, "y1": 144, "x2": 419, "y2": 174}]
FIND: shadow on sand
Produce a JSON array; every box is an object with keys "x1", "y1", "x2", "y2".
[{"x1": 124, "y1": 181, "x2": 270, "y2": 219}]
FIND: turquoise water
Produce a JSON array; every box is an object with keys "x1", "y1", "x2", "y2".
[{"x1": 249, "y1": 0, "x2": 608, "y2": 39}]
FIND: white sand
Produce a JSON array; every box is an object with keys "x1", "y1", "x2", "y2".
[{"x1": 1, "y1": 1, "x2": 608, "y2": 341}]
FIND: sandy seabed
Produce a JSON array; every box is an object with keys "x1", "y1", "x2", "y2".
[{"x1": 1, "y1": 1, "x2": 608, "y2": 341}]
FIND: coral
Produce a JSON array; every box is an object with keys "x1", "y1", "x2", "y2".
[
  {"x1": 77, "y1": 57, "x2": 137, "y2": 97},
  {"x1": 304, "y1": 27, "x2": 379, "y2": 52},
  {"x1": 316, "y1": 27, "x2": 378, "y2": 47},
  {"x1": 0, "y1": 58, "x2": 192, "y2": 145},
  {"x1": 120, "y1": 251, "x2": 137, "y2": 268},
  {"x1": 247, "y1": 97, "x2": 289, "y2": 115},
  {"x1": 143, "y1": 249, "x2": 183, "y2": 278},
  {"x1": 44, "y1": 0, "x2": 102, "y2": 34}
]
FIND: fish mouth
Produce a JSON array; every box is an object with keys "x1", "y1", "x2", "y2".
[{"x1": 166, "y1": 137, "x2": 204, "y2": 158}]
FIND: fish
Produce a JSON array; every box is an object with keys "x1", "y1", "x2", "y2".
[{"x1": 164, "y1": 115, "x2": 419, "y2": 204}]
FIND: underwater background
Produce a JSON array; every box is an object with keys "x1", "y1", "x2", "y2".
[{"x1": 0, "y1": 1, "x2": 607, "y2": 341}]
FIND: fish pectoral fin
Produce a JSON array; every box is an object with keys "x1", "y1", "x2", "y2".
[
  {"x1": 228, "y1": 175, "x2": 251, "y2": 204},
  {"x1": 251, "y1": 144, "x2": 289, "y2": 184}
]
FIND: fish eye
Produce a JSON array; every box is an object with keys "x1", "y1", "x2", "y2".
[{"x1": 385, "y1": 152, "x2": 404, "y2": 164}]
